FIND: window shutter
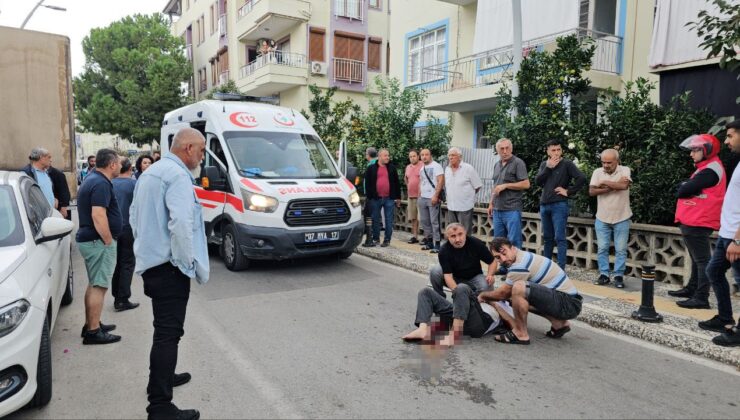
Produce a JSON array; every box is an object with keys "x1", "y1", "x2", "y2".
[
  {"x1": 349, "y1": 38, "x2": 363, "y2": 62},
  {"x1": 309, "y1": 28, "x2": 325, "y2": 62},
  {"x1": 368, "y1": 38, "x2": 381, "y2": 70},
  {"x1": 334, "y1": 34, "x2": 349, "y2": 59}
]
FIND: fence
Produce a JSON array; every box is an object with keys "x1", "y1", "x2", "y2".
[
  {"x1": 239, "y1": 50, "x2": 308, "y2": 79},
  {"x1": 391, "y1": 201, "x2": 709, "y2": 285},
  {"x1": 333, "y1": 57, "x2": 365, "y2": 84}
]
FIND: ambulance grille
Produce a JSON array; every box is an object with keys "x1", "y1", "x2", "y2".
[{"x1": 284, "y1": 198, "x2": 351, "y2": 227}]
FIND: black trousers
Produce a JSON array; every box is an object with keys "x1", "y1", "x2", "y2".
[
  {"x1": 679, "y1": 224, "x2": 713, "y2": 301},
  {"x1": 112, "y1": 226, "x2": 135, "y2": 303},
  {"x1": 143, "y1": 263, "x2": 191, "y2": 417}
]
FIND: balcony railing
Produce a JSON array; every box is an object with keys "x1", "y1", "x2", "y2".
[
  {"x1": 333, "y1": 57, "x2": 364, "y2": 84},
  {"x1": 239, "y1": 50, "x2": 308, "y2": 79},
  {"x1": 418, "y1": 27, "x2": 622, "y2": 95},
  {"x1": 335, "y1": 0, "x2": 363, "y2": 21},
  {"x1": 238, "y1": 0, "x2": 260, "y2": 20},
  {"x1": 218, "y1": 14, "x2": 227, "y2": 36}
]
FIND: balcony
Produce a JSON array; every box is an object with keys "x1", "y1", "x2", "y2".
[
  {"x1": 237, "y1": 50, "x2": 308, "y2": 96},
  {"x1": 333, "y1": 58, "x2": 364, "y2": 84},
  {"x1": 235, "y1": 0, "x2": 311, "y2": 42},
  {"x1": 419, "y1": 28, "x2": 622, "y2": 112},
  {"x1": 335, "y1": 0, "x2": 363, "y2": 22}
]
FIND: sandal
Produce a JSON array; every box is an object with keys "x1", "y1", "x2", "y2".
[
  {"x1": 545, "y1": 325, "x2": 571, "y2": 339},
  {"x1": 494, "y1": 330, "x2": 530, "y2": 345}
]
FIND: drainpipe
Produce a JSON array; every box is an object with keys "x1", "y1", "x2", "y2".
[{"x1": 510, "y1": 0, "x2": 522, "y2": 120}]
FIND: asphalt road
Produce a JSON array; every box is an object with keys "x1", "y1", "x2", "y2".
[{"x1": 12, "y1": 249, "x2": 740, "y2": 419}]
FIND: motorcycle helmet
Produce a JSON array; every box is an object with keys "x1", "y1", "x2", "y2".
[{"x1": 679, "y1": 134, "x2": 720, "y2": 160}]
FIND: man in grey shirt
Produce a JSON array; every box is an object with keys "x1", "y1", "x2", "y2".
[{"x1": 486, "y1": 138, "x2": 530, "y2": 248}]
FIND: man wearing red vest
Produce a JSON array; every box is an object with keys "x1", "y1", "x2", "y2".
[{"x1": 669, "y1": 134, "x2": 726, "y2": 309}]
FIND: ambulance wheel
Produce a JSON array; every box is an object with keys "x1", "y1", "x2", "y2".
[{"x1": 222, "y1": 224, "x2": 250, "y2": 271}]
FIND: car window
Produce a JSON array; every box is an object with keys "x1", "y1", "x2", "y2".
[
  {"x1": 0, "y1": 186, "x2": 24, "y2": 247},
  {"x1": 23, "y1": 182, "x2": 52, "y2": 237}
]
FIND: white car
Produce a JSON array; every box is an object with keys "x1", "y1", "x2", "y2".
[{"x1": 0, "y1": 171, "x2": 74, "y2": 417}]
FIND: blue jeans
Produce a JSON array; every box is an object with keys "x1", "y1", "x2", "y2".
[
  {"x1": 492, "y1": 210, "x2": 522, "y2": 248},
  {"x1": 540, "y1": 201, "x2": 569, "y2": 269},
  {"x1": 706, "y1": 238, "x2": 740, "y2": 323},
  {"x1": 594, "y1": 218, "x2": 630, "y2": 276},
  {"x1": 370, "y1": 198, "x2": 395, "y2": 242}
]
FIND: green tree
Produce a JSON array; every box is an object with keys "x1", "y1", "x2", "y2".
[
  {"x1": 74, "y1": 13, "x2": 191, "y2": 145},
  {"x1": 689, "y1": 0, "x2": 740, "y2": 75},
  {"x1": 205, "y1": 79, "x2": 243, "y2": 99},
  {"x1": 301, "y1": 84, "x2": 361, "y2": 156},
  {"x1": 486, "y1": 34, "x2": 598, "y2": 213}
]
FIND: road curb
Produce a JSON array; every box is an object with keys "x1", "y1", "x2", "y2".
[{"x1": 356, "y1": 245, "x2": 740, "y2": 368}]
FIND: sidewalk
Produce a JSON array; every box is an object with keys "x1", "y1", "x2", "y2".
[{"x1": 356, "y1": 231, "x2": 740, "y2": 367}]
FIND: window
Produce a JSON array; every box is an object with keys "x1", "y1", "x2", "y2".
[
  {"x1": 211, "y1": 61, "x2": 218, "y2": 86},
  {"x1": 407, "y1": 26, "x2": 446, "y2": 85},
  {"x1": 0, "y1": 186, "x2": 24, "y2": 247},
  {"x1": 186, "y1": 0, "x2": 190, "y2": 10},
  {"x1": 210, "y1": 4, "x2": 216, "y2": 35},
  {"x1": 334, "y1": 32, "x2": 364, "y2": 61},
  {"x1": 368, "y1": 37, "x2": 381, "y2": 71},
  {"x1": 386, "y1": 42, "x2": 390, "y2": 75},
  {"x1": 200, "y1": 15, "x2": 206, "y2": 43},
  {"x1": 309, "y1": 27, "x2": 325, "y2": 62},
  {"x1": 22, "y1": 181, "x2": 52, "y2": 237},
  {"x1": 579, "y1": 0, "x2": 618, "y2": 36},
  {"x1": 199, "y1": 67, "x2": 207, "y2": 92},
  {"x1": 335, "y1": 0, "x2": 362, "y2": 21},
  {"x1": 369, "y1": 0, "x2": 380, "y2": 9}
]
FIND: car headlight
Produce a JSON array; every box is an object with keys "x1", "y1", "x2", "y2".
[
  {"x1": 349, "y1": 191, "x2": 360, "y2": 208},
  {"x1": 0, "y1": 300, "x2": 30, "y2": 339},
  {"x1": 242, "y1": 190, "x2": 278, "y2": 213}
]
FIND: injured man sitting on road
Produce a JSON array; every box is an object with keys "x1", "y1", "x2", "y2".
[{"x1": 478, "y1": 237, "x2": 583, "y2": 345}]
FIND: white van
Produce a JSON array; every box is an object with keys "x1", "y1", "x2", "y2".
[{"x1": 161, "y1": 96, "x2": 363, "y2": 271}]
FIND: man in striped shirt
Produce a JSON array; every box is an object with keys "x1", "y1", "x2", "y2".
[{"x1": 478, "y1": 237, "x2": 583, "y2": 345}]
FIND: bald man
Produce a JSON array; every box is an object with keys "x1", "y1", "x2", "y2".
[
  {"x1": 130, "y1": 127, "x2": 208, "y2": 420},
  {"x1": 589, "y1": 149, "x2": 632, "y2": 289}
]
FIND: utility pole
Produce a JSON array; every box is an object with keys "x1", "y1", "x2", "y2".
[{"x1": 510, "y1": 0, "x2": 523, "y2": 120}]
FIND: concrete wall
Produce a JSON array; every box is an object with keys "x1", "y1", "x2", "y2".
[{"x1": 0, "y1": 26, "x2": 75, "y2": 173}]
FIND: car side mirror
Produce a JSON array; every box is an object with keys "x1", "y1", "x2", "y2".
[
  {"x1": 346, "y1": 165, "x2": 358, "y2": 183},
  {"x1": 36, "y1": 217, "x2": 74, "y2": 244},
  {"x1": 201, "y1": 166, "x2": 227, "y2": 191}
]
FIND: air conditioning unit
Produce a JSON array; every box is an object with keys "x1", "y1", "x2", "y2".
[{"x1": 311, "y1": 61, "x2": 327, "y2": 76}]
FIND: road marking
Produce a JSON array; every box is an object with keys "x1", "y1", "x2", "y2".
[{"x1": 189, "y1": 298, "x2": 303, "y2": 419}]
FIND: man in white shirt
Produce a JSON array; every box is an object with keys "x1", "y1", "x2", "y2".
[
  {"x1": 418, "y1": 148, "x2": 445, "y2": 253},
  {"x1": 444, "y1": 147, "x2": 483, "y2": 234},
  {"x1": 703, "y1": 120, "x2": 740, "y2": 347}
]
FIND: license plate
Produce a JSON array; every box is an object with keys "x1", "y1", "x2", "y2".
[{"x1": 304, "y1": 231, "x2": 340, "y2": 243}]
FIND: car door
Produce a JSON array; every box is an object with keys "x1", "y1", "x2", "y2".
[
  {"x1": 195, "y1": 134, "x2": 232, "y2": 221},
  {"x1": 20, "y1": 179, "x2": 63, "y2": 322}
]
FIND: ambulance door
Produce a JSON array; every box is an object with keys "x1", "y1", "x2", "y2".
[{"x1": 195, "y1": 134, "x2": 231, "y2": 223}]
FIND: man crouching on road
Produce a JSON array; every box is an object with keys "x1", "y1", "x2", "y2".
[
  {"x1": 478, "y1": 237, "x2": 583, "y2": 345},
  {"x1": 130, "y1": 127, "x2": 209, "y2": 420},
  {"x1": 402, "y1": 223, "x2": 503, "y2": 346}
]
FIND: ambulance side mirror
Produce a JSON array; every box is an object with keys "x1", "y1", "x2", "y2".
[
  {"x1": 346, "y1": 165, "x2": 358, "y2": 183},
  {"x1": 202, "y1": 166, "x2": 227, "y2": 191}
]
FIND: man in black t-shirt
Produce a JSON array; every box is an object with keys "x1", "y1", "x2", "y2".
[
  {"x1": 76, "y1": 149, "x2": 123, "y2": 345},
  {"x1": 402, "y1": 223, "x2": 506, "y2": 345}
]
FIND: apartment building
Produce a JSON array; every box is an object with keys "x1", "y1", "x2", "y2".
[{"x1": 162, "y1": 0, "x2": 391, "y2": 110}]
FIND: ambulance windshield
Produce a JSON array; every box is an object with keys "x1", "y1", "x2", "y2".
[{"x1": 224, "y1": 131, "x2": 339, "y2": 179}]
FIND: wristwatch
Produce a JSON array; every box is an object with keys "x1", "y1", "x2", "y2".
[{"x1": 734, "y1": 239, "x2": 740, "y2": 246}]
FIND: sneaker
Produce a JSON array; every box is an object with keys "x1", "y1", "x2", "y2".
[
  {"x1": 407, "y1": 237, "x2": 419, "y2": 244},
  {"x1": 712, "y1": 327, "x2": 740, "y2": 347},
  {"x1": 732, "y1": 283, "x2": 740, "y2": 298},
  {"x1": 698, "y1": 315, "x2": 734, "y2": 333},
  {"x1": 593, "y1": 274, "x2": 610, "y2": 286},
  {"x1": 80, "y1": 322, "x2": 116, "y2": 338},
  {"x1": 362, "y1": 241, "x2": 376, "y2": 248},
  {"x1": 676, "y1": 298, "x2": 711, "y2": 309},
  {"x1": 614, "y1": 276, "x2": 625, "y2": 289},
  {"x1": 380, "y1": 240, "x2": 391, "y2": 247},
  {"x1": 421, "y1": 242, "x2": 434, "y2": 251},
  {"x1": 668, "y1": 287, "x2": 695, "y2": 298},
  {"x1": 82, "y1": 328, "x2": 121, "y2": 345}
]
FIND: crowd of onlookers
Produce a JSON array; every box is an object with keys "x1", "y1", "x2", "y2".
[{"x1": 362, "y1": 120, "x2": 740, "y2": 348}]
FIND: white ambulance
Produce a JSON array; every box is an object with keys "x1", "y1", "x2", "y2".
[{"x1": 161, "y1": 95, "x2": 363, "y2": 271}]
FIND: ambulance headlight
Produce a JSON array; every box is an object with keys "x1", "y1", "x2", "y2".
[
  {"x1": 349, "y1": 191, "x2": 361, "y2": 208},
  {"x1": 242, "y1": 190, "x2": 278, "y2": 213}
]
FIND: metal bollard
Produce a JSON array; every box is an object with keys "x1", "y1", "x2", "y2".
[{"x1": 631, "y1": 265, "x2": 663, "y2": 323}]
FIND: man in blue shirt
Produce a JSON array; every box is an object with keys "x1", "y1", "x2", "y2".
[
  {"x1": 130, "y1": 127, "x2": 207, "y2": 420},
  {"x1": 111, "y1": 158, "x2": 139, "y2": 312},
  {"x1": 21, "y1": 147, "x2": 55, "y2": 207}
]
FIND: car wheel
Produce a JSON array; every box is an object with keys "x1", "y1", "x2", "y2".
[
  {"x1": 221, "y1": 224, "x2": 249, "y2": 271},
  {"x1": 29, "y1": 315, "x2": 52, "y2": 407},
  {"x1": 61, "y1": 253, "x2": 73, "y2": 306},
  {"x1": 337, "y1": 251, "x2": 353, "y2": 259}
]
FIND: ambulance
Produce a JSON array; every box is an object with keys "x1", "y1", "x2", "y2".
[{"x1": 161, "y1": 95, "x2": 363, "y2": 271}]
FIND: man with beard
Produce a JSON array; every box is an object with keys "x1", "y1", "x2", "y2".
[{"x1": 478, "y1": 237, "x2": 583, "y2": 345}]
